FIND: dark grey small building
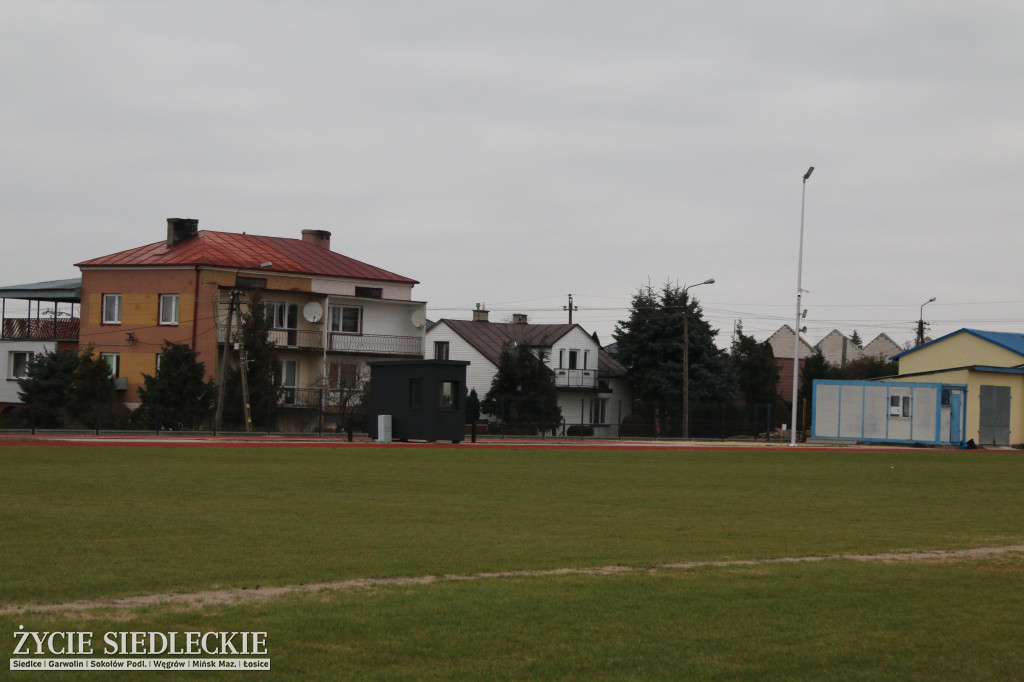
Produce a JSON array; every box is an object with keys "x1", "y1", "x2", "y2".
[{"x1": 367, "y1": 359, "x2": 470, "y2": 442}]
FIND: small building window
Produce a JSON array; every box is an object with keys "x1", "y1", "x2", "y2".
[
  {"x1": 439, "y1": 380, "x2": 458, "y2": 409},
  {"x1": 9, "y1": 351, "x2": 33, "y2": 379},
  {"x1": 890, "y1": 394, "x2": 912, "y2": 417},
  {"x1": 101, "y1": 353, "x2": 120, "y2": 378},
  {"x1": 409, "y1": 378, "x2": 423, "y2": 408},
  {"x1": 354, "y1": 287, "x2": 383, "y2": 299},
  {"x1": 102, "y1": 294, "x2": 122, "y2": 324},
  {"x1": 279, "y1": 359, "x2": 297, "y2": 405},
  {"x1": 265, "y1": 301, "x2": 298, "y2": 330},
  {"x1": 434, "y1": 341, "x2": 450, "y2": 360},
  {"x1": 159, "y1": 294, "x2": 179, "y2": 325},
  {"x1": 330, "y1": 305, "x2": 361, "y2": 334}
]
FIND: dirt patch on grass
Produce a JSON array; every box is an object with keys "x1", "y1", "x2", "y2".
[{"x1": 4, "y1": 546, "x2": 1023, "y2": 616}]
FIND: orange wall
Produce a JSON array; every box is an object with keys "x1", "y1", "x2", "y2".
[{"x1": 80, "y1": 268, "x2": 217, "y2": 403}]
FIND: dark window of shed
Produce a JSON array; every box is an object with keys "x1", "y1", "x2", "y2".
[
  {"x1": 355, "y1": 287, "x2": 383, "y2": 299},
  {"x1": 439, "y1": 380, "x2": 458, "y2": 409},
  {"x1": 409, "y1": 378, "x2": 423, "y2": 408}
]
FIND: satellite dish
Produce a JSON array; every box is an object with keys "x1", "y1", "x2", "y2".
[
  {"x1": 303, "y1": 301, "x2": 324, "y2": 323},
  {"x1": 411, "y1": 309, "x2": 426, "y2": 328}
]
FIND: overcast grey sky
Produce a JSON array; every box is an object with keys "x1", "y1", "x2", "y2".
[{"x1": 2, "y1": 1, "x2": 1022, "y2": 349}]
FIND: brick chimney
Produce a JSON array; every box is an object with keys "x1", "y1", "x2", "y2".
[
  {"x1": 166, "y1": 218, "x2": 199, "y2": 246},
  {"x1": 301, "y1": 229, "x2": 331, "y2": 250},
  {"x1": 472, "y1": 306, "x2": 489, "y2": 322},
  {"x1": 512, "y1": 313, "x2": 529, "y2": 324}
]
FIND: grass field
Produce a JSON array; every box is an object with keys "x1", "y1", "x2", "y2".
[{"x1": 2, "y1": 443, "x2": 1023, "y2": 679}]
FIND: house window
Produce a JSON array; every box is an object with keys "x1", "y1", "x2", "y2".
[
  {"x1": 235, "y1": 276, "x2": 267, "y2": 289},
  {"x1": 354, "y1": 286, "x2": 383, "y2": 299},
  {"x1": 434, "y1": 341, "x2": 450, "y2": 360},
  {"x1": 329, "y1": 305, "x2": 361, "y2": 334},
  {"x1": 159, "y1": 294, "x2": 179, "y2": 325},
  {"x1": 102, "y1": 294, "x2": 122, "y2": 324},
  {"x1": 583, "y1": 350, "x2": 589, "y2": 370},
  {"x1": 568, "y1": 350, "x2": 579, "y2": 370},
  {"x1": 101, "y1": 353, "x2": 120, "y2": 378},
  {"x1": 409, "y1": 378, "x2": 423, "y2": 408},
  {"x1": 328, "y1": 362, "x2": 359, "y2": 389},
  {"x1": 9, "y1": 351, "x2": 33, "y2": 380},
  {"x1": 590, "y1": 398, "x2": 608, "y2": 425},
  {"x1": 279, "y1": 359, "x2": 297, "y2": 405},
  {"x1": 439, "y1": 380, "x2": 458, "y2": 409},
  {"x1": 156, "y1": 353, "x2": 163, "y2": 374},
  {"x1": 559, "y1": 349, "x2": 565, "y2": 368},
  {"x1": 264, "y1": 301, "x2": 298, "y2": 330}
]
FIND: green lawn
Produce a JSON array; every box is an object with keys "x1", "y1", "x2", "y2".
[{"x1": 2, "y1": 444, "x2": 1023, "y2": 679}]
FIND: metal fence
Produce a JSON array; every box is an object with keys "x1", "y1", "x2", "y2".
[{"x1": 2, "y1": 390, "x2": 805, "y2": 442}]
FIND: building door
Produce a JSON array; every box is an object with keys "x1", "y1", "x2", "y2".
[
  {"x1": 978, "y1": 385, "x2": 1010, "y2": 446},
  {"x1": 949, "y1": 392, "x2": 962, "y2": 444}
]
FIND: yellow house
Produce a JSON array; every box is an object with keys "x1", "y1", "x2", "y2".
[{"x1": 889, "y1": 329, "x2": 1024, "y2": 447}]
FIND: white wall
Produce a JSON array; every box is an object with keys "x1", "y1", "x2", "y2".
[
  {"x1": 424, "y1": 322, "x2": 494, "y2": 398},
  {"x1": 548, "y1": 327, "x2": 601, "y2": 370},
  {"x1": 311, "y1": 277, "x2": 415, "y2": 301},
  {"x1": 2, "y1": 341, "x2": 55, "y2": 404}
]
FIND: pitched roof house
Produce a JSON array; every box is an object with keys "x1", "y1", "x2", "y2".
[
  {"x1": 75, "y1": 219, "x2": 426, "y2": 428},
  {"x1": 861, "y1": 333, "x2": 901, "y2": 361},
  {"x1": 815, "y1": 329, "x2": 863, "y2": 366},
  {"x1": 425, "y1": 309, "x2": 631, "y2": 436},
  {"x1": 0, "y1": 279, "x2": 82, "y2": 414},
  {"x1": 886, "y1": 328, "x2": 1024, "y2": 446}
]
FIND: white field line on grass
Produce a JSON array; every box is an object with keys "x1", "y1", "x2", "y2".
[{"x1": 4, "y1": 545, "x2": 1023, "y2": 616}]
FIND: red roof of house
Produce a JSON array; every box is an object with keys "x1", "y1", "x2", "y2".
[{"x1": 75, "y1": 231, "x2": 418, "y2": 284}]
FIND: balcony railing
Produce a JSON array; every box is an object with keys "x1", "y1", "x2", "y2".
[
  {"x1": 1, "y1": 318, "x2": 80, "y2": 341},
  {"x1": 554, "y1": 368, "x2": 599, "y2": 389},
  {"x1": 219, "y1": 327, "x2": 422, "y2": 357},
  {"x1": 328, "y1": 332, "x2": 422, "y2": 356}
]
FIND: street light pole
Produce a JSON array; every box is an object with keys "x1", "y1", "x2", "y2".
[
  {"x1": 683, "y1": 278, "x2": 715, "y2": 440},
  {"x1": 790, "y1": 166, "x2": 814, "y2": 447},
  {"x1": 917, "y1": 297, "x2": 936, "y2": 346}
]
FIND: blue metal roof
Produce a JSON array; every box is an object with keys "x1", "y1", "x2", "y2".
[{"x1": 891, "y1": 328, "x2": 1024, "y2": 361}]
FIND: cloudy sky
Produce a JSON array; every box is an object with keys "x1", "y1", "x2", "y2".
[{"x1": 2, "y1": 1, "x2": 1021, "y2": 350}]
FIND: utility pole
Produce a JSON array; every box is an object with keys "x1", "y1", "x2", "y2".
[
  {"x1": 564, "y1": 294, "x2": 578, "y2": 324},
  {"x1": 239, "y1": 345, "x2": 253, "y2": 433},
  {"x1": 214, "y1": 288, "x2": 240, "y2": 432}
]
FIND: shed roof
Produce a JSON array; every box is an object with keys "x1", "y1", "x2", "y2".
[
  {"x1": 892, "y1": 328, "x2": 1024, "y2": 361},
  {"x1": 0, "y1": 278, "x2": 82, "y2": 302},
  {"x1": 75, "y1": 231, "x2": 418, "y2": 284}
]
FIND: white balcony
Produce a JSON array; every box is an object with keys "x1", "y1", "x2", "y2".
[
  {"x1": 219, "y1": 327, "x2": 422, "y2": 357},
  {"x1": 554, "y1": 368, "x2": 599, "y2": 389}
]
